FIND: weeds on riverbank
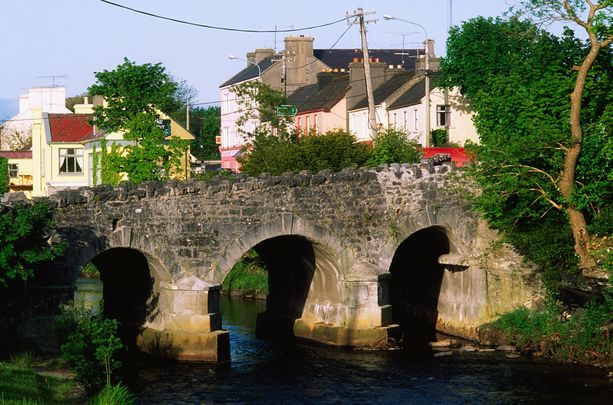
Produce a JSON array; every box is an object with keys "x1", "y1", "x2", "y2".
[
  {"x1": 493, "y1": 298, "x2": 612, "y2": 366},
  {"x1": 222, "y1": 251, "x2": 268, "y2": 296}
]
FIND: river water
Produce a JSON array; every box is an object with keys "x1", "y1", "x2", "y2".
[{"x1": 132, "y1": 296, "x2": 612, "y2": 404}]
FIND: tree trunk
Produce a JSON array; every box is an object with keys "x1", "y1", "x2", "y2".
[{"x1": 558, "y1": 38, "x2": 601, "y2": 273}]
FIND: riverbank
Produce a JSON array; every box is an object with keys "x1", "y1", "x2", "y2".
[{"x1": 0, "y1": 352, "x2": 85, "y2": 403}]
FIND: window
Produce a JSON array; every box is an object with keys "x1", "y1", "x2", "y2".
[
  {"x1": 59, "y1": 148, "x2": 83, "y2": 173},
  {"x1": 437, "y1": 105, "x2": 450, "y2": 127},
  {"x1": 403, "y1": 111, "x2": 408, "y2": 129},
  {"x1": 413, "y1": 109, "x2": 419, "y2": 131},
  {"x1": 8, "y1": 163, "x2": 18, "y2": 178}
]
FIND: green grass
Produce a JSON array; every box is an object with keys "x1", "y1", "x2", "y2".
[
  {"x1": 222, "y1": 251, "x2": 268, "y2": 296},
  {"x1": 0, "y1": 361, "x2": 77, "y2": 404}
]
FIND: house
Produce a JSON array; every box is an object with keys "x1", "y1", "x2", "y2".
[
  {"x1": 30, "y1": 99, "x2": 194, "y2": 197},
  {"x1": 287, "y1": 71, "x2": 349, "y2": 135},
  {"x1": 0, "y1": 150, "x2": 33, "y2": 198},
  {"x1": 0, "y1": 87, "x2": 72, "y2": 151},
  {"x1": 219, "y1": 35, "x2": 424, "y2": 170}
]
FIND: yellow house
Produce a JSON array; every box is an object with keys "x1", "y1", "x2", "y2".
[
  {"x1": 31, "y1": 101, "x2": 194, "y2": 197},
  {"x1": 0, "y1": 151, "x2": 34, "y2": 198}
]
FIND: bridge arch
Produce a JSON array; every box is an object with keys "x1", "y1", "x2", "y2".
[
  {"x1": 215, "y1": 215, "x2": 350, "y2": 337},
  {"x1": 81, "y1": 247, "x2": 172, "y2": 349},
  {"x1": 388, "y1": 225, "x2": 450, "y2": 348}
]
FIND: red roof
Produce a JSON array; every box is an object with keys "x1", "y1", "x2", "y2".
[
  {"x1": 0, "y1": 151, "x2": 32, "y2": 159},
  {"x1": 48, "y1": 114, "x2": 93, "y2": 142}
]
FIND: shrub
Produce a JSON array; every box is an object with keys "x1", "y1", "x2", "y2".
[
  {"x1": 430, "y1": 129, "x2": 448, "y2": 147},
  {"x1": 239, "y1": 129, "x2": 370, "y2": 176},
  {"x1": 367, "y1": 128, "x2": 421, "y2": 166},
  {"x1": 55, "y1": 306, "x2": 125, "y2": 394}
]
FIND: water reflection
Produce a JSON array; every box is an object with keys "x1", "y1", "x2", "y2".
[{"x1": 133, "y1": 296, "x2": 613, "y2": 404}]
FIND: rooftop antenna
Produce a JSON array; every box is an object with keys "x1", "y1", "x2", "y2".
[
  {"x1": 248, "y1": 24, "x2": 294, "y2": 51},
  {"x1": 37, "y1": 75, "x2": 67, "y2": 88},
  {"x1": 383, "y1": 31, "x2": 420, "y2": 66}
]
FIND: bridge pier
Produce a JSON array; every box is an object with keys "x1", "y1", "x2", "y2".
[
  {"x1": 137, "y1": 276, "x2": 230, "y2": 363},
  {"x1": 294, "y1": 275, "x2": 400, "y2": 347}
]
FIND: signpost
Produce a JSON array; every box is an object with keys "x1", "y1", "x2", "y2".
[{"x1": 275, "y1": 104, "x2": 298, "y2": 117}]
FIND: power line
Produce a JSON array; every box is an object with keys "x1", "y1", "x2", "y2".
[{"x1": 100, "y1": 0, "x2": 349, "y2": 33}]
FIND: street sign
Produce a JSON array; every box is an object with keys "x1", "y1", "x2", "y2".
[{"x1": 276, "y1": 104, "x2": 298, "y2": 117}]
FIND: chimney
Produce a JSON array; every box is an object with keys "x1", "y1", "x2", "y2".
[
  {"x1": 252, "y1": 48, "x2": 274, "y2": 65},
  {"x1": 284, "y1": 35, "x2": 315, "y2": 93},
  {"x1": 347, "y1": 60, "x2": 387, "y2": 110}
]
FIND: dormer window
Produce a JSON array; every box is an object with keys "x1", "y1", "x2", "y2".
[{"x1": 59, "y1": 148, "x2": 83, "y2": 173}]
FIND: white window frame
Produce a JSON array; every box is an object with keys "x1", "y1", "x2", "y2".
[{"x1": 59, "y1": 148, "x2": 83, "y2": 174}]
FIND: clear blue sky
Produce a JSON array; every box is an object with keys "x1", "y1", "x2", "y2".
[{"x1": 0, "y1": 0, "x2": 519, "y2": 106}]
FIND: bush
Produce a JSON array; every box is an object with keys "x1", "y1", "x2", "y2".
[
  {"x1": 238, "y1": 129, "x2": 370, "y2": 175},
  {"x1": 367, "y1": 128, "x2": 421, "y2": 166},
  {"x1": 55, "y1": 307, "x2": 125, "y2": 394},
  {"x1": 493, "y1": 298, "x2": 612, "y2": 365},
  {"x1": 430, "y1": 129, "x2": 448, "y2": 147},
  {"x1": 89, "y1": 384, "x2": 136, "y2": 405}
]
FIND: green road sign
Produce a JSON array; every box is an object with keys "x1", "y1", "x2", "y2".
[{"x1": 276, "y1": 104, "x2": 298, "y2": 116}]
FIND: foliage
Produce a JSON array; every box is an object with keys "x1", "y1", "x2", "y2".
[
  {"x1": 89, "y1": 384, "x2": 136, "y2": 405},
  {"x1": 430, "y1": 129, "x2": 449, "y2": 147},
  {"x1": 238, "y1": 129, "x2": 371, "y2": 176},
  {"x1": 8, "y1": 352, "x2": 35, "y2": 369},
  {"x1": 0, "y1": 157, "x2": 7, "y2": 194},
  {"x1": 0, "y1": 201, "x2": 63, "y2": 287},
  {"x1": 222, "y1": 251, "x2": 268, "y2": 296},
  {"x1": 189, "y1": 106, "x2": 221, "y2": 161},
  {"x1": 65, "y1": 93, "x2": 91, "y2": 112},
  {"x1": 366, "y1": 128, "x2": 422, "y2": 166},
  {"x1": 55, "y1": 307, "x2": 125, "y2": 394},
  {"x1": 441, "y1": 16, "x2": 612, "y2": 281},
  {"x1": 89, "y1": 58, "x2": 191, "y2": 184},
  {"x1": 231, "y1": 81, "x2": 292, "y2": 137},
  {"x1": 493, "y1": 298, "x2": 612, "y2": 365}
]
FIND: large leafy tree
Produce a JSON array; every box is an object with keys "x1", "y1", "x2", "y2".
[
  {"x1": 89, "y1": 58, "x2": 189, "y2": 184},
  {"x1": 515, "y1": 0, "x2": 613, "y2": 272},
  {"x1": 440, "y1": 14, "x2": 611, "y2": 277}
]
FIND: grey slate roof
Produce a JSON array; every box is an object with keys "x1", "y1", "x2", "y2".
[
  {"x1": 351, "y1": 72, "x2": 415, "y2": 111},
  {"x1": 220, "y1": 48, "x2": 423, "y2": 88},
  {"x1": 314, "y1": 48, "x2": 422, "y2": 71},
  {"x1": 293, "y1": 74, "x2": 350, "y2": 113},
  {"x1": 388, "y1": 78, "x2": 426, "y2": 109},
  {"x1": 219, "y1": 56, "x2": 277, "y2": 88}
]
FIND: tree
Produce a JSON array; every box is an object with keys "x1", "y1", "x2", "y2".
[
  {"x1": 0, "y1": 201, "x2": 63, "y2": 286},
  {"x1": 89, "y1": 58, "x2": 189, "y2": 184},
  {"x1": 440, "y1": 15, "x2": 611, "y2": 278},
  {"x1": 189, "y1": 106, "x2": 221, "y2": 161},
  {"x1": 513, "y1": 1, "x2": 612, "y2": 271}
]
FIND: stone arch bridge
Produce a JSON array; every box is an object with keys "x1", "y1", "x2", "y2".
[{"x1": 47, "y1": 160, "x2": 539, "y2": 362}]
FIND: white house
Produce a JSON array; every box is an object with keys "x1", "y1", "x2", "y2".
[{"x1": 0, "y1": 87, "x2": 72, "y2": 150}]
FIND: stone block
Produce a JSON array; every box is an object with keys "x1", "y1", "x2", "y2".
[
  {"x1": 293, "y1": 318, "x2": 400, "y2": 348},
  {"x1": 137, "y1": 328, "x2": 230, "y2": 363}
]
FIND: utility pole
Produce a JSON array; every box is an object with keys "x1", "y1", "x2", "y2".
[
  {"x1": 348, "y1": 8, "x2": 378, "y2": 139},
  {"x1": 186, "y1": 104, "x2": 190, "y2": 131},
  {"x1": 424, "y1": 39, "x2": 431, "y2": 147}
]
